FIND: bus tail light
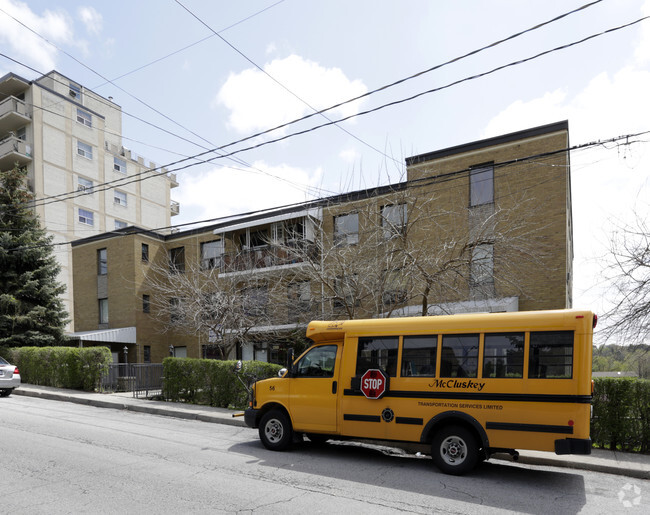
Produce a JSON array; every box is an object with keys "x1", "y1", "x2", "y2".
[
  {"x1": 593, "y1": 314, "x2": 598, "y2": 328},
  {"x1": 591, "y1": 380, "x2": 594, "y2": 395}
]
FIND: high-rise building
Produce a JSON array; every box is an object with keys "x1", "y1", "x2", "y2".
[{"x1": 0, "y1": 70, "x2": 179, "y2": 327}]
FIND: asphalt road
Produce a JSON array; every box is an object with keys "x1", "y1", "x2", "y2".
[{"x1": 1, "y1": 395, "x2": 647, "y2": 514}]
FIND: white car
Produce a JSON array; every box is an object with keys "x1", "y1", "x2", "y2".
[{"x1": 0, "y1": 357, "x2": 20, "y2": 397}]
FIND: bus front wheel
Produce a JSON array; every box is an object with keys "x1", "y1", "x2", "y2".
[
  {"x1": 432, "y1": 425, "x2": 479, "y2": 475},
  {"x1": 259, "y1": 410, "x2": 293, "y2": 451}
]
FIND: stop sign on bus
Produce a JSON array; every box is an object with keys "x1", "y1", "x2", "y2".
[{"x1": 360, "y1": 369, "x2": 388, "y2": 399}]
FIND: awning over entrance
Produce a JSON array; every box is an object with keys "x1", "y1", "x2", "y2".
[{"x1": 68, "y1": 327, "x2": 136, "y2": 344}]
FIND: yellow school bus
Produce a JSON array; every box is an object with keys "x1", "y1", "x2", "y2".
[{"x1": 244, "y1": 309, "x2": 595, "y2": 475}]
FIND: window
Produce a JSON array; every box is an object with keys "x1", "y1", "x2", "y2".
[
  {"x1": 287, "y1": 281, "x2": 311, "y2": 322},
  {"x1": 401, "y1": 336, "x2": 437, "y2": 377},
  {"x1": 77, "y1": 177, "x2": 93, "y2": 194},
  {"x1": 334, "y1": 274, "x2": 359, "y2": 308},
  {"x1": 382, "y1": 204, "x2": 407, "y2": 239},
  {"x1": 242, "y1": 285, "x2": 268, "y2": 317},
  {"x1": 114, "y1": 190, "x2": 127, "y2": 207},
  {"x1": 529, "y1": 331, "x2": 574, "y2": 379},
  {"x1": 97, "y1": 248, "x2": 107, "y2": 275},
  {"x1": 169, "y1": 297, "x2": 182, "y2": 323},
  {"x1": 470, "y1": 244, "x2": 494, "y2": 285},
  {"x1": 114, "y1": 157, "x2": 127, "y2": 174},
  {"x1": 114, "y1": 220, "x2": 127, "y2": 230},
  {"x1": 470, "y1": 165, "x2": 494, "y2": 206},
  {"x1": 78, "y1": 208, "x2": 94, "y2": 226},
  {"x1": 334, "y1": 213, "x2": 359, "y2": 245},
  {"x1": 144, "y1": 346, "x2": 151, "y2": 363},
  {"x1": 98, "y1": 298, "x2": 108, "y2": 324},
  {"x1": 141, "y1": 243, "x2": 149, "y2": 263},
  {"x1": 440, "y1": 334, "x2": 479, "y2": 378},
  {"x1": 69, "y1": 83, "x2": 81, "y2": 101},
  {"x1": 383, "y1": 269, "x2": 408, "y2": 306},
  {"x1": 16, "y1": 126, "x2": 26, "y2": 140},
  {"x1": 356, "y1": 337, "x2": 399, "y2": 377},
  {"x1": 201, "y1": 240, "x2": 224, "y2": 269},
  {"x1": 142, "y1": 294, "x2": 150, "y2": 314},
  {"x1": 295, "y1": 345, "x2": 337, "y2": 378},
  {"x1": 483, "y1": 333, "x2": 524, "y2": 378},
  {"x1": 76, "y1": 108, "x2": 92, "y2": 127},
  {"x1": 77, "y1": 141, "x2": 92, "y2": 159},
  {"x1": 169, "y1": 247, "x2": 185, "y2": 273}
]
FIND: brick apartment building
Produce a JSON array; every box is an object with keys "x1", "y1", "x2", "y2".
[{"x1": 70, "y1": 121, "x2": 572, "y2": 364}]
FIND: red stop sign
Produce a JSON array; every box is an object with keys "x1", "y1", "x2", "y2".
[{"x1": 360, "y1": 369, "x2": 388, "y2": 399}]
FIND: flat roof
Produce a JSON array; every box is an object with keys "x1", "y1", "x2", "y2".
[{"x1": 406, "y1": 120, "x2": 569, "y2": 166}]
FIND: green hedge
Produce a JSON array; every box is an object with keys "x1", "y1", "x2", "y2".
[
  {"x1": 7, "y1": 346, "x2": 112, "y2": 391},
  {"x1": 162, "y1": 358, "x2": 282, "y2": 409},
  {"x1": 591, "y1": 377, "x2": 650, "y2": 453}
]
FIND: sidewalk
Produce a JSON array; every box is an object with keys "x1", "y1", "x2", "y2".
[{"x1": 13, "y1": 383, "x2": 650, "y2": 480}]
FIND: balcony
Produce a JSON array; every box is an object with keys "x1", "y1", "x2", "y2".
[
  {"x1": 0, "y1": 135, "x2": 32, "y2": 171},
  {"x1": 168, "y1": 172, "x2": 179, "y2": 188},
  {"x1": 220, "y1": 242, "x2": 318, "y2": 274},
  {"x1": 0, "y1": 96, "x2": 31, "y2": 134},
  {"x1": 170, "y1": 200, "x2": 180, "y2": 216}
]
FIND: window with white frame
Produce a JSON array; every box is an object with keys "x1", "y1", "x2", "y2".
[
  {"x1": 114, "y1": 190, "x2": 127, "y2": 207},
  {"x1": 77, "y1": 177, "x2": 93, "y2": 194},
  {"x1": 115, "y1": 220, "x2": 127, "y2": 230},
  {"x1": 114, "y1": 157, "x2": 127, "y2": 174},
  {"x1": 381, "y1": 204, "x2": 407, "y2": 239},
  {"x1": 77, "y1": 141, "x2": 93, "y2": 159},
  {"x1": 334, "y1": 213, "x2": 359, "y2": 245},
  {"x1": 78, "y1": 208, "x2": 94, "y2": 226},
  {"x1": 76, "y1": 108, "x2": 92, "y2": 127},
  {"x1": 201, "y1": 240, "x2": 224, "y2": 270}
]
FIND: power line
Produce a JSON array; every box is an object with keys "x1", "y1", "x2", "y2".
[
  {"x1": 24, "y1": 12, "x2": 648, "y2": 212},
  {"x1": 6, "y1": 129, "x2": 648, "y2": 247},
  {"x1": 173, "y1": 0, "x2": 400, "y2": 167}
]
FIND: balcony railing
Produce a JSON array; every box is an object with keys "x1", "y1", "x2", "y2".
[
  {"x1": 218, "y1": 242, "x2": 318, "y2": 273},
  {"x1": 0, "y1": 96, "x2": 31, "y2": 134},
  {"x1": 170, "y1": 200, "x2": 180, "y2": 216},
  {"x1": 0, "y1": 135, "x2": 32, "y2": 171}
]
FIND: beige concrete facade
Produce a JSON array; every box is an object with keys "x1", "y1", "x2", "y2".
[
  {"x1": 70, "y1": 121, "x2": 572, "y2": 364},
  {"x1": 0, "y1": 71, "x2": 179, "y2": 330}
]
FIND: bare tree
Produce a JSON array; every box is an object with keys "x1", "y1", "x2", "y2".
[
  {"x1": 144, "y1": 257, "x2": 290, "y2": 359},
  {"x1": 602, "y1": 210, "x2": 650, "y2": 343},
  {"x1": 274, "y1": 180, "x2": 555, "y2": 320}
]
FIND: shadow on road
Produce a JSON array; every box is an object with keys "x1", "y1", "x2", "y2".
[{"x1": 229, "y1": 438, "x2": 587, "y2": 514}]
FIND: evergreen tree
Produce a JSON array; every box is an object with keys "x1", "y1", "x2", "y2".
[{"x1": 0, "y1": 164, "x2": 68, "y2": 346}]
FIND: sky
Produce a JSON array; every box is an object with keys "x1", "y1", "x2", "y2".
[{"x1": 1, "y1": 0, "x2": 649, "y2": 341}]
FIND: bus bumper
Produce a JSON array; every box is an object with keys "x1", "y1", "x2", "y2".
[
  {"x1": 244, "y1": 407, "x2": 260, "y2": 429},
  {"x1": 555, "y1": 438, "x2": 592, "y2": 455}
]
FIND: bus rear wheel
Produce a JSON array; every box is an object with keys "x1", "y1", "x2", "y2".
[
  {"x1": 259, "y1": 409, "x2": 293, "y2": 451},
  {"x1": 432, "y1": 425, "x2": 479, "y2": 475}
]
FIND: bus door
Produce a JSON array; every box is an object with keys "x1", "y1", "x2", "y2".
[{"x1": 288, "y1": 343, "x2": 341, "y2": 433}]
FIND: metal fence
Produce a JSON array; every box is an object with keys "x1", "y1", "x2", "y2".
[{"x1": 100, "y1": 364, "x2": 164, "y2": 398}]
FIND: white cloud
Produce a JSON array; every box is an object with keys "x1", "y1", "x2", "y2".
[
  {"x1": 174, "y1": 161, "x2": 324, "y2": 222},
  {"x1": 215, "y1": 54, "x2": 368, "y2": 134},
  {"x1": 0, "y1": 0, "x2": 73, "y2": 72},
  {"x1": 78, "y1": 6, "x2": 102, "y2": 36},
  {"x1": 339, "y1": 148, "x2": 360, "y2": 163}
]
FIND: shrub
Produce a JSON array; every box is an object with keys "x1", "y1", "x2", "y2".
[
  {"x1": 163, "y1": 358, "x2": 282, "y2": 409},
  {"x1": 8, "y1": 346, "x2": 112, "y2": 390},
  {"x1": 591, "y1": 377, "x2": 650, "y2": 453}
]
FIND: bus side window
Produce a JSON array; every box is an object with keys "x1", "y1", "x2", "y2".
[
  {"x1": 529, "y1": 331, "x2": 574, "y2": 379},
  {"x1": 483, "y1": 333, "x2": 524, "y2": 378},
  {"x1": 401, "y1": 335, "x2": 437, "y2": 377},
  {"x1": 356, "y1": 337, "x2": 399, "y2": 376},
  {"x1": 440, "y1": 334, "x2": 479, "y2": 378}
]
